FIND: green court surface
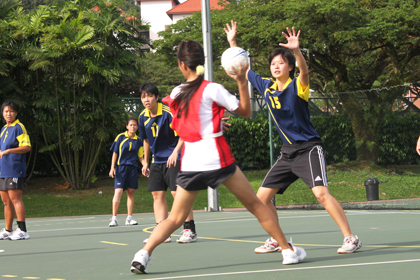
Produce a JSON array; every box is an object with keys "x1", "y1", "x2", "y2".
[{"x1": 1, "y1": 210, "x2": 420, "y2": 280}]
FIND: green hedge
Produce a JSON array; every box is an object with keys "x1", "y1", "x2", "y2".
[
  {"x1": 378, "y1": 113, "x2": 420, "y2": 165},
  {"x1": 225, "y1": 112, "x2": 420, "y2": 169}
]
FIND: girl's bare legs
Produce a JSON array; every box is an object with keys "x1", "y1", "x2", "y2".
[
  {"x1": 152, "y1": 191, "x2": 168, "y2": 223},
  {"x1": 312, "y1": 186, "x2": 353, "y2": 237},
  {"x1": 112, "y1": 189, "x2": 123, "y2": 216},
  {"x1": 0, "y1": 191, "x2": 14, "y2": 230},
  {"x1": 256, "y1": 187, "x2": 280, "y2": 217},
  {"x1": 143, "y1": 187, "x2": 199, "y2": 255},
  {"x1": 223, "y1": 166, "x2": 291, "y2": 250},
  {"x1": 171, "y1": 190, "x2": 194, "y2": 223},
  {"x1": 8, "y1": 189, "x2": 25, "y2": 222},
  {"x1": 126, "y1": 188, "x2": 135, "y2": 216}
]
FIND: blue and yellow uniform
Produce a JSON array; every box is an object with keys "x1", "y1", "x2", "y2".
[
  {"x1": 138, "y1": 102, "x2": 180, "y2": 163},
  {"x1": 110, "y1": 132, "x2": 144, "y2": 190},
  {"x1": 247, "y1": 70, "x2": 320, "y2": 144},
  {"x1": 248, "y1": 70, "x2": 327, "y2": 192},
  {"x1": 0, "y1": 119, "x2": 31, "y2": 178}
]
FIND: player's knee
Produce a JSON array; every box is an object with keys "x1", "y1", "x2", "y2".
[
  {"x1": 112, "y1": 191, "x2": 123, "y2": 202},
  {"x1": 152, "y1": 192, "x2": 166, "y2": 201},
  {"x1": 314, "y1": 191, "x2": 331, "y2": 204}
]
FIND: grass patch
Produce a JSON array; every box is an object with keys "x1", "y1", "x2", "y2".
[{"x1": 7, "y1": 161, "x2": 420, "y2": 218}]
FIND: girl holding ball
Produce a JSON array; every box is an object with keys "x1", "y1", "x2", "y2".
[{"x1": 130, "y1": 40, "x2": 306, "y2": 274}]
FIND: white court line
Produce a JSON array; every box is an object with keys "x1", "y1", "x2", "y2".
[
  {"x1": 29, "y1": 223, "x2": 157, "y2": 233},
  {"x1": 141, "y1": 259, "x2": 420, "y2": 280},
  {"x1": 27, "y1": 211, "x2": 419, "y2": 232},
  {"x1": 26, "y1": 217, "x2": 96, "y2": 223}
]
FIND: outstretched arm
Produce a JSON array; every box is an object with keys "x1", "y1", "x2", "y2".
[
  {"x1": 224, "y1": 20, "x2": 238, "y2": 48},
  {"x1": 224, "y1": 20, "x2": 249, "y2": 80},
  {"x1": 279, "y1": 27, "x2": 309, "y2": 88},
  {"x1": 226, "y1": 62, "x2": 251, "y2": 118}
]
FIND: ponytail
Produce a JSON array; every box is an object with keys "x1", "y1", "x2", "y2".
[{"x1": 173, "y1": 40, "x2": 205, "y2": 118}]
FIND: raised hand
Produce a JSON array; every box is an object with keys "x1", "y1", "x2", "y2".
[
  {"x1": 224, "y1": 20, "x2": 238, "y2": 47},
  {"x1": 279, "y1": 27, "x2": 301, "y2": 51}
]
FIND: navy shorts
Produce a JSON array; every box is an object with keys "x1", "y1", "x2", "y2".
[
  {"x1": 176, "y1": 163, "x2": 237, "y2": 191},
  {"x1": 114, "y1": 165, "x2": 138, "y2": 190},
  {"x1": 147, "y1": 161, "x2": 180, "y2": 192},
  {"x1": 262, "y1": 139, "x2": 328, "y2": 194},
  {"x1": 0, "y1": 178, "x2": 25, "y2": 191}
]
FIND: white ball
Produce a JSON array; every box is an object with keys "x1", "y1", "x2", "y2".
[{"x1": 221, "y1": 47, "x2": 248, "y2": 74}]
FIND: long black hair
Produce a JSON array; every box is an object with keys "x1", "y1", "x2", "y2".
[
  {"x1": 269, "y1": 47, "x2": 296, "y2": 79},
  {"x1": 173, "y1": 40, "x2": 205, "y2": 118}
]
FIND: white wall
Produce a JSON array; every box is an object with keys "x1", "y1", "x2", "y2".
[
  {"x1": 173, "y1": 13, "x2": 192, "y2": 23},
  {"x1": 141, "y1": 1, "x2": 176, "y2": 41},
  {"x1": 141, "y1": 0, "x2": 190, "y2": 41}
]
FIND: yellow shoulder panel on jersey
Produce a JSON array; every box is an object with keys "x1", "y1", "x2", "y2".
[
  {"x1": 296, "y1": 77, "x2": 310, "y2": 102},
  {"x1": 114, "y1": 132, "x2": 125, "y2": 142}
]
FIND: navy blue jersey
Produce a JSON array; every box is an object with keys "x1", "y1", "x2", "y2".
[
  {"x1": 0, "y1": 119, "x2": 31, "y2": 178},
  {"x1": 138, "y1": 102, "x2": 181, "y2": 164},
  {"x1": 110, "y1": 131, "x2": 144, "y2": 167},
  {"x1": 248, "y1": 70, "x2": 320, "y2": 144}
]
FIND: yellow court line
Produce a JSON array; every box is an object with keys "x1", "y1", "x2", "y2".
[
  {"x1": 100, "y1": 241, "x2": 128, "y2": 246},
  {"x1": 141, "y1": 228, "x2": 420, "y2": 248}
]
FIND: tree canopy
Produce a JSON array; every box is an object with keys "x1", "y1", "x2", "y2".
[
  {"x1": 155, "y1": 0, "x2": 420, "y2": 162},
  {"x1": 0, "y1": 0, "x2": 149, "y2": 188}
]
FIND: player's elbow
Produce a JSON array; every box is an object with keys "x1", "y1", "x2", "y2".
[
  {"x1": 243, "y1": 111, "x2": 252, "y2": 118},
  {"x1": 234, "y1": 108, "x2": 252, "y2": 118}
]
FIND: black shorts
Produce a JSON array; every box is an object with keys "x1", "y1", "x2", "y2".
[
  {"x1": 262, "y1": 139, "x2": 328, "y2": 194},
  {"x1": 0, "y1": 178, "x2": 25, "y2": 191},
  {"x1": 148, "y1": 161, "x2": 180, "y2": 192},
  {"x1": 176, "y1": 163, "x2": 237, "y2": 191}
]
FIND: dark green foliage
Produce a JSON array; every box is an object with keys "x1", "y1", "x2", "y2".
[
  {"x1": 312, "y1": 114, "x2": 357, "y2": 164},
  {"x1": 378, "y1": 113, "x2": 420, "y2": 165},
  {"x1": 226, "y1": 112, "x2": 419, "y2": 168},
  {"x1": 0, "y1": 0, "x2": 149, "y2": 188},
  {"x1": 225, "y1": 113, "x2": 281, "y2": 169}
]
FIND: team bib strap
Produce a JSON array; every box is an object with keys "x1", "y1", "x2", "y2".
[{"x1": 201, "y1": 131, "x2": 223, "y2": 140}]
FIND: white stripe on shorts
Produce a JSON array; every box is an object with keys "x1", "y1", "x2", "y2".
[{"x1": 308, "y1": 145, "x2": 328, "y2": 187}]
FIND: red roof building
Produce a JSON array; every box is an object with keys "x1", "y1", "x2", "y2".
[{"x1": 166, "y1": 0, "x2": 225, "y2": 19}]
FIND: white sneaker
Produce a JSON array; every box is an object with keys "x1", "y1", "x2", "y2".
[
  {"x1": 143, "y1": 236, "x2": 172, "y2": 244},
  {"x1": 255, "y1": 237, "x2": 282, "y2": 253},
  {"x1": 176, "y1": 229, "x2": 198, "y2": 243},
  {"x1": 282, "y1": 243, "x2": 306, "y2": 265},
  {"x1": 337, "y1": 235, "x2": 362, "y2": 254},
  {"x1": 8, "y1": 228, "x2": 30, "y2": 240},
  {"x1": 131, "y1": 249, "x2": 150, "y2": 274},
  {"x1": 0, "y1": 228, "x2": 13, "y2": 240},
  {"x1": 125, "y1": 217, "x2": 138, "y2": 226},
  {"x1": 108, "y1": 217, "x2": 118, "y2": 227}
]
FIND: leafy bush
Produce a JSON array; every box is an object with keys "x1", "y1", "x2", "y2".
[
  {"x1": 378, "y1": 113, "x2": 420, "y2": 165},
  {"x1": 225, "y1": 112, "x2": 420, "y2": 168},
  {"x1": 224, "y1": 113, "x2": 281, "y2": 169}
]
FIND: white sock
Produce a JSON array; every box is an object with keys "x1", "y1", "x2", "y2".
[{"x1": 127, "y1": 215, "x2": 132, "y2": 220}]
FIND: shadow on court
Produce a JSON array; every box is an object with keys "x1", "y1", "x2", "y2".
[{"x1": 1, "y1": 209, "x2": 420, "y2": 280}]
